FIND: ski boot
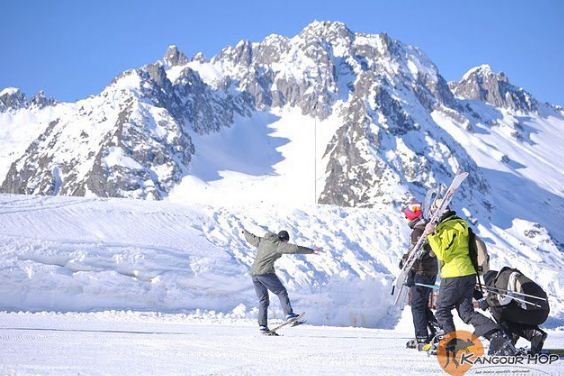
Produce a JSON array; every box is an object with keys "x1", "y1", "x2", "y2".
[
  {"x1": 286, "y1": 313, "x2": 300, "y2": 322},
  {"x1": 285, "y1": 313, "x2": 304, "y2": 326},
  {"x1": 406, "y1": 339, "x2": 417, "y2": 349},
  {"x1": 259, "y1": 325, "x2": 278, "y2": 336},
  {"x1": 529, "y1": 329, "x2": 547, "y2": 355},
  {"x1": 425, "y1": 330, "x2": 445, "y2": 356}
]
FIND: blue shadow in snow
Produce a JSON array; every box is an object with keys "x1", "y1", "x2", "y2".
[
  {"x1": 481, "y1": 167, "x2": 564, "y2": 245},
  {"x1": 189, "y1": 112, "x2": 288, "y2": 182}
]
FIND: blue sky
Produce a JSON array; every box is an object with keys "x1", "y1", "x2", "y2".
[{"x1": 1, "y1": 0, "x2": 562, "y2": 105}]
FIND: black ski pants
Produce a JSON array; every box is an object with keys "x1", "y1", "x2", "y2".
[
  {"x1": 410, "y1": 274, "x2": 438, "y2": 339},
  {"x1": 436, "y1": 274, "x2": 499, "y2": 338}
]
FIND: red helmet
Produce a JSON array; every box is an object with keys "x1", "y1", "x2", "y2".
[{"x1": 403, "y1": 201, "x2": 422, "y2": 221}]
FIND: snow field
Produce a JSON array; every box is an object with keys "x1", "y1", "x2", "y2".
[{"x1": 1, "y1": 311, "x2": 563, "y2": 376}]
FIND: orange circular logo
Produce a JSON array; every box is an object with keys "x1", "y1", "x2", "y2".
[{"x1": 437, "y1": 330, "x2": 484, "y2": 376}]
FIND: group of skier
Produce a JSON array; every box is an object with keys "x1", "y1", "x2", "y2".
[
  {"x1": 400, "y1": 196, "x2": 549, "y2": 355},
  {"x1": 241, "y1": 179, "x2": 550, "y2": 355}
]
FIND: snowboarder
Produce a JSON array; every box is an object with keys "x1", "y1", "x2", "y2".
[
  {"x1": 242, "y1": 228, "x2": 321, "y2": 335},
  {"x1": 425, "y1": 201, "x2": 517, "y2": 356},
  {"x1": 400, "y1": 200, "x2": 440, "y2": 350},
  {"x1": 475, "y1": 268, "x2": 549, "y2": 354}
]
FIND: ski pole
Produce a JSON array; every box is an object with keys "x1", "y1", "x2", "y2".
[
  {"x1": 481, "y1": 285, "x2": 547, "y2": 301},
  {"x1": 415, "y1": 283, "x2": 440, "y2": 290},
  {"x1": 488, "y1": 290, "x2": 543, "y2": 309}
]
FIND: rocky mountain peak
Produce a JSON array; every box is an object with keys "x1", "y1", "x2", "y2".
[
  {"x1": 163, "y1": 45, "x2": 189, "y2": 67},
  {"x1": 213, "y1": 39, "x2": 254, "y2": 67},
  {"x1": 29, "y1": 90, "x2": 56, "y2": 109},
  {"x1": 0, "y1": 88, "x2": 55, "y2": 112},
  {"x1": 191, "y1": 52, "x2": 206, "y2": 63},
  {"x1": 0, "y1": 87, "x2": 27, "y2": 112},
  {"x1": 451, "y1": 64, "x2": 537, "y2": 112},
  {"x1": 300, "y1": 20, "x2": 353, "y2": 41}
]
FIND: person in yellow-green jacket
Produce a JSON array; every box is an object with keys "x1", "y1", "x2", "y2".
[{"x1": 425, "y1": 202, "x2": 518, "y2": 356}]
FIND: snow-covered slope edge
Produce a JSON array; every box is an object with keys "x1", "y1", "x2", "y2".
[{"x1": 0, "y1": 194, "x2": 562, "y2": 328}]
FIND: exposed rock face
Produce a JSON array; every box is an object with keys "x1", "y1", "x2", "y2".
[
  {"x1": 0, "y1": 88, "x2": 56, "y2": 112},
  {"x1": 163, "y1": 45, "x2": 189, "y2": 67},
  {"x1": 450, "y1": 65, "x2": 537, "y2": 112}
]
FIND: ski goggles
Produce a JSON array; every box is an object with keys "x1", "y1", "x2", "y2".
[{"x1": 408, "y1": 202, "x2": 422, "y2": 212}]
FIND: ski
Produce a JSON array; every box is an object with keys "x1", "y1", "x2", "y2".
[
  {"x1": 486, "y1": 290, "x2": 543, "y2": 308},
  {"x1": 482, "y1": 285, "x2": 548, "y2": 301},
  {"x1": 415, "y1": 283, "x2": 549, "y2": 304},
  {"x1": 391, "y1": 172, "x2": 469, "y2": 305}
]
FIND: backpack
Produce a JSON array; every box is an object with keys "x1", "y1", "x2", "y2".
[
  {"x1": 468, "y1": 227, "x2": 490, "y2": 275},
  {"x1": 487, "y1": 267, "x2": 550, "y2": 326}
]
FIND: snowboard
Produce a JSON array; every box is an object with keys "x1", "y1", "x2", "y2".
[{"x1": 266, "y1": 312, "x2": 306, "y2": 336}]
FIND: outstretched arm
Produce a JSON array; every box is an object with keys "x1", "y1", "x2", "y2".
[
  {"x1": 278, "y1": 242, "x2": 321, "y2": 255},
  {"x1": 242, "y1": 229, "x2": 261, "y2": 247}
]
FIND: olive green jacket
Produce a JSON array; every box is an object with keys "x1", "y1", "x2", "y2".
[
  {"x1": 243, "y1": 229, "x2": 314, "y2": 276},
  {"x1": 427, "y1": 213, "x2": 476, "y2": 278}
]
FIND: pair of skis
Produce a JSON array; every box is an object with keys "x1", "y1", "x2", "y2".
[
  {"x1": 414, "y1": 282, "x2": 548, "y2": 308},
  {"x1": 391, "y1": 172, "x2": 469, "y2": 305}
]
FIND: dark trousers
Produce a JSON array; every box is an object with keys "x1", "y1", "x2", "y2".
[
  {"x1": 410, "y1": 274, "x2": 438, "y2": 339},
  {"x1": 436, "y1": 274, "x2": 499, "y2": 338},
  {"x1": 252, "y1": 273, "x2": 293, "y2": 327}
]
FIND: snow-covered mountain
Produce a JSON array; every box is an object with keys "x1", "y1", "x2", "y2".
[{"x1": 0, "y1": 21, "x2": 563, "y2": 327}]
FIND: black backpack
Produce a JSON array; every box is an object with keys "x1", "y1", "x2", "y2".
[{"x1": 486, "y1": 267, "x2": 550, "y2": 326}]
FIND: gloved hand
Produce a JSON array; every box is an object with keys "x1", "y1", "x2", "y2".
[
  {"x1": 399, "y1": 253, "x2": 409, "y2": 269},
  {"x1": 477, "y1": 298, "x2": 489, "y2": 311},
  {"x1": 473, "y1": 289, "x2": 484, "y2": 301}
]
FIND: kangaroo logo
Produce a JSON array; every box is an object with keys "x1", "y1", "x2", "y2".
[
  {"x1": 443, "y1": 338, "x2": 475, "y2": 368},
  {"x1": 437, "y1": 330, "x2": 484, "y2": 376}
]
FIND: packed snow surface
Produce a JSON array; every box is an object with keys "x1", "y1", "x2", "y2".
[{"x1": 1, "y1": 311, "x2": 563, "y2": 376}]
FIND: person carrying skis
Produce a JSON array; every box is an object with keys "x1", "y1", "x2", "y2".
[
  {"x1": 425, "y1": 201, "x2": 517, "y2": 355},
  {"x1": 242, "y1": 228, "x2": 321, "y2": 335},
  {"x1": 400, "y1": 200, "x2": 440, "y2": 350},
  {"x1": 474, "y1": 268, "x2": 549, "y2": 354}
]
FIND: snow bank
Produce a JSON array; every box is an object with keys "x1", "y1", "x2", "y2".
[
  {"x1": 0, "y1": 194, "x2": 406, "y2": 328},
  {"x1": 0, "y1": 193, "x2": 562, "y2": 329}
]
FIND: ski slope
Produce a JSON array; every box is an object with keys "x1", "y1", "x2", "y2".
[{"x1": 1, "y1": 311, "x2": 563, "y2": 376}]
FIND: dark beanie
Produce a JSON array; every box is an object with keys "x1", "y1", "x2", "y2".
[{"x1": 278, "y1": 230, "x2": 290, "y2": 241}]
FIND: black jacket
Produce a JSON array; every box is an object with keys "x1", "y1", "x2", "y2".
[{"x1": 408, "y1": 218, "x2": 438, "y2": 277}]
